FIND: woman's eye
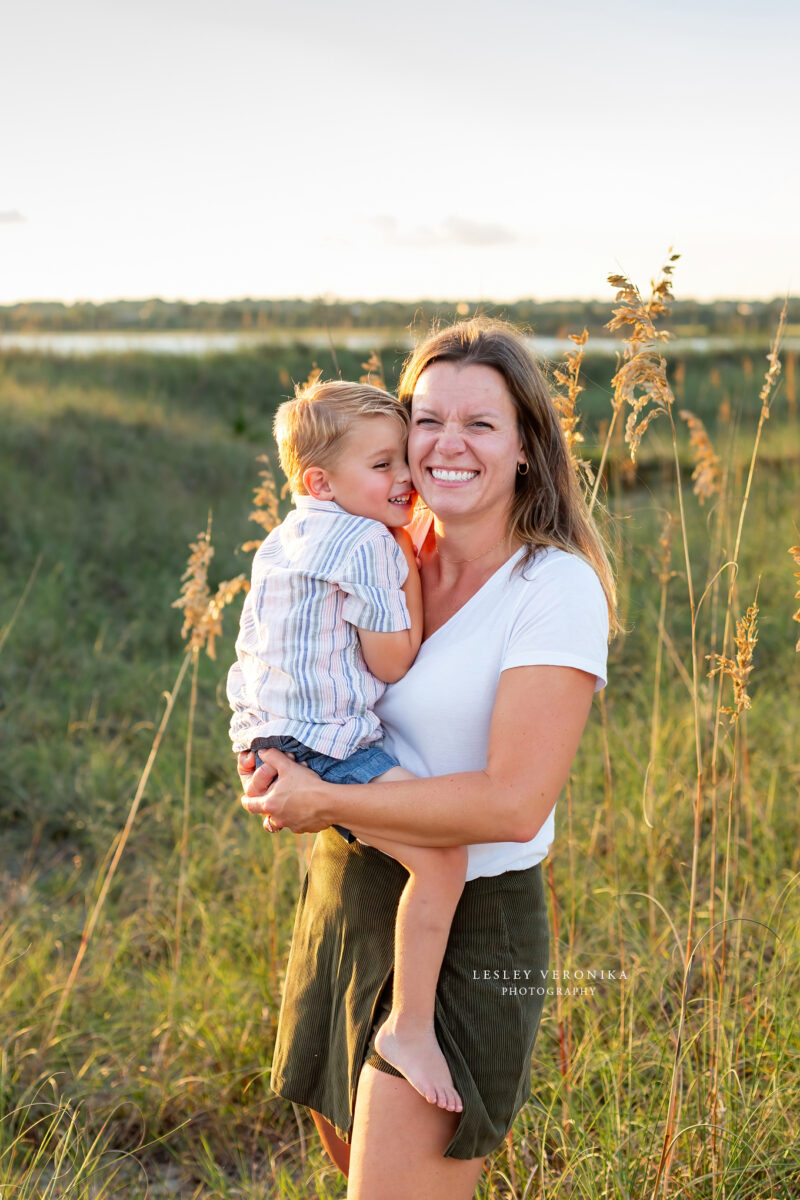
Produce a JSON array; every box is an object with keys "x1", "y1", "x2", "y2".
[
  {"x1": 472, "y1": 421, "x2": 492, "y2": 429},
  {"x1": 415, "y1": 418, "x2": 438, "y2": 427}
]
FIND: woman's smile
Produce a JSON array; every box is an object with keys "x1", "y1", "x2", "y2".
[{"x1": 428, "y1": 468, "x2": 479, "y2": 484}]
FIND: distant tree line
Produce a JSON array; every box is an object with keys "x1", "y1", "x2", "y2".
[{"x1": 0, "y1": 296, "x2": 796, "y2": 337}]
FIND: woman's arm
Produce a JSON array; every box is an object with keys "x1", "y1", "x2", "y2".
[{"x1": 241, "y1": 663, "x2": 597, "y2": 846}]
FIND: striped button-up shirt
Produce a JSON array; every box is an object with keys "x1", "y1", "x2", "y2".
[{"x1": 227, "y1": 496, "x2": 410, "y2": 757}]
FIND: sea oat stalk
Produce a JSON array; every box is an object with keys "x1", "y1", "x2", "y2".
[
  {"x1": 709, "y1": 602, "x2": 759, "y2": 719},
  {"x1": 0, "y1": 553, "x2": 43, "y2": 657},
  {"x1": 590, "y1": 253, "x2": 679, "y2": 512},
  {"x1": 171, "y1": 521, "x2": 247, "y2": 1000},
  {"x1": 707, "y1": 598, "x2": 759, "y2": 1177},
  {"x1": 45, "y1": 526, "x2": 247, "y2": 1049},
  {"x1": 360, "y1": 350, "x2": 386, "y2": 390},
  {"x1": 706, "y1": 307, "x2": 787, "y2": 921},
  {"x1": 645, "y1": 511, "x2": 678, "y2": 939},
  {"x1": 172, "y1": 648, "x2": 200, "y2": 997},
  {"x1": 553, "y1": 330, "x2": 593, "y2": 482},
  {"x1": 790, "y1": 545, "x2": 800, "y2": 650},
  {"x1": 608, "y1": 252, "x2": 678, "y2": 463},
  {"x1": 600, "y1": 258, "x2": 704, "y2": 956},
  {"x1": 43, "y1": 649, "x2": 192, "y2": 1051},
  {"x1": 242, "y1": 456, "x2": 282, "y2": 553},
  {"x1": 606, "y1": 253, "x2": 708, "y2": 1200}
]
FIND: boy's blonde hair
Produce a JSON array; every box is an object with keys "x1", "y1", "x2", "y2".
[{"x1": 274, "y1": 379, "x2": 409, "y2": 495}]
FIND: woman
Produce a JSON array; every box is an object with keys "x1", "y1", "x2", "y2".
[{"x1": 239, "y1": 318, "x2": 616, "y2": 1198}]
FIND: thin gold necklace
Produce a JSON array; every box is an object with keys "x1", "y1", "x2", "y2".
[{"x1": 434, "y1": 532, "x2": 510, "y2": 565}]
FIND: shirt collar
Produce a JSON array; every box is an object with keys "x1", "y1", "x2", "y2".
[{"x1": 292, "y1": 494, "x2": 349, "y2": 516}]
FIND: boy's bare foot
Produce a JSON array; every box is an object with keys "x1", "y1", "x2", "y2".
[{"x1": 374, "y1": 1017, "x2": 463, "y2": 1113}]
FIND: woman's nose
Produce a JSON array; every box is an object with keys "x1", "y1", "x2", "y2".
[{"x1": 434, "y1": 423, "x2": 466, "y2": 453}]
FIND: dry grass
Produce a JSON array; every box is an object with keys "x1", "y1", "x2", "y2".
[
  {"x1": 790, "y1": 544, "x2": 800, "y2": 650},
  {"x1": 2, "y1": 262, "x2": 799, "y2": 1197}
]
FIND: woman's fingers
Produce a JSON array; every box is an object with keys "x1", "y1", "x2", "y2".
[{"x1": 240, "y1": 749, "x2": 330, "y2": 835}]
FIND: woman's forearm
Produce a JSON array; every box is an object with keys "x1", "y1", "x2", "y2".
[
  {"x1": 319, "y1": 768, "x2": 550, "y2": 847},
  {"x1": 325, "y1": 666, "x2": 595, "y2": 846},
  {"x1": 248, "y1": 665, "x2": 596, "y2": 846}
]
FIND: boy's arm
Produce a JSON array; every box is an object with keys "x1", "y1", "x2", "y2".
[{"x1": 357, "y1": 528, "x2": 423, "y2": 684}]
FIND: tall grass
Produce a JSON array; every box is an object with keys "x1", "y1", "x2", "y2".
[{"x1": 1, "y1": 274, "x2": 799, "y2": 1196}]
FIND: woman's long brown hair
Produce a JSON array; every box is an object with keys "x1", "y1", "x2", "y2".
[{"x1": 398, "y1": 317, "x2": 618, "y2": 635}]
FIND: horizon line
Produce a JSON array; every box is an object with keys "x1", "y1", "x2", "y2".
[{"x1": 1, "y1": 293, "x2": 796, "y2": 308}]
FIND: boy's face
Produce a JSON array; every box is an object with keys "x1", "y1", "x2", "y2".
[{"x1": 307, "y1": 414, "x2": 415, "y2": 527}]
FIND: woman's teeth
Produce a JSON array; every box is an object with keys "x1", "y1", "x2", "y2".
[{"x1": 430, "y1": 469, "x2": 477, "y2": 482}]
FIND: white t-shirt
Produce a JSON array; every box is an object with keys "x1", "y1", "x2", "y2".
[{"x1": 374, "y1": 544, "x2": 609, "y2": 881}]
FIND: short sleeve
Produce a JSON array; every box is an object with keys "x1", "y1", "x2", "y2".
[
  {"x1": 339, "y1": 528, "x2": 411, "y2": 632},
  {"x1": 502, "y1": 553, "x2": 609, "y2": 691}
]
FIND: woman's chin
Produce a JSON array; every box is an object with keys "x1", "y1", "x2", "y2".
[{"x1": 420, "y1": 491, "x2": 482, "y2": 519}]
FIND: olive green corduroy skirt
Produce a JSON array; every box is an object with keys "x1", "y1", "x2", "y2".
[{"x1": 270, "y1": 828, "x2": 550, "y2": 1160}]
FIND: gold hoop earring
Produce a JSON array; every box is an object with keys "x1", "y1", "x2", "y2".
[{"x1": 517, "y1": 461, "x2": 530, "y2": 476}]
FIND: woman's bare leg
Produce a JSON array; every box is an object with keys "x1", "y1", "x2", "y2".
[
  {"x1": 309, "y1": 1109, "x2": 350, "y2": 1177},
  {"x1": 351, "y1": 767, "x2": 467, "y2": 1112},
  {"x1": 347, "y1": 1064, "x2": 484, "y2": 1200}
]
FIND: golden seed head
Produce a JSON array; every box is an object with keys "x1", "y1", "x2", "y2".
[
  {"x1": 758, "y1": 301, "x2": 787, "y2": 419},
  {"x1": 359, "y1": 350, "x2": 386, "y2": 391},
  {"x1": 606, "y1": 251, "x2": 679, "y2": 463},
  {"x1": 553, "y1": 328, "x2": 593, "y2": 483},
  {"x1": 243, "y1": 454, "x2": 281, "y2": 552},
  {"x1": 173, "y1": 521, "x2": 248, "y2": 660},
  {"x1": 679, "y1": 410, "x2": 722, "y2": 505},
  {"x1": 653, "y1": 511, "x2": 679, "y2": 584},
  {"x1": 708, "y1": 600, "x2": 759, "y2": 718}
]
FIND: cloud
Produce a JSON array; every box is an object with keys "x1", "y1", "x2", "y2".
[
  {"x1": 372, "y1": 215, "x2": 528, "y2": 249},
  {"x1": 0, "y1": 210, "x2": 26, "y2": 224},
  {"x1": 442, "y1": 217, "x2": 521, "y2": 247}
]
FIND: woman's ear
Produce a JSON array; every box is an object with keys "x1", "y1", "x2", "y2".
[{"x1": 302, "y1": 466, "x2": 335, "y2": 500}]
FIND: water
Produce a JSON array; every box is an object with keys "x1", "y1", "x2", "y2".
[
  {"x1": 0, "y1": 330, "x2": 795, "y2": 358},
  {"x1": 0, "y1": 330, "x2": 410, "y2": 357}
]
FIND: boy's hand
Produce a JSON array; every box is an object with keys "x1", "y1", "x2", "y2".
[
  {"x1": 238, "y1": 749, "x2": 279, "y2": 795},
  {"x1": 237, "y1": 749, "x2": 256, "y2": 780}
]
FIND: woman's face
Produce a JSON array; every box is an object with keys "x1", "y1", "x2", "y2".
[{"x1": 408, "y1": 361, "x2": 526, "y2": 524}]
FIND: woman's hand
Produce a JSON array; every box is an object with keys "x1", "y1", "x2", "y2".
[{"x1": 240, "y1": 748, "x2": 332, "y2": 834}]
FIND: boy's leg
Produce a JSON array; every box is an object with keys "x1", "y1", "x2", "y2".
[{"x1": 355, "y1": 766, "x2": 468, "y2": 1114}]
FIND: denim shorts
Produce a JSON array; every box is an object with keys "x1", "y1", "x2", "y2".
[{"x1": 252, "y1": 735, "x2": 398, "y2": 843}]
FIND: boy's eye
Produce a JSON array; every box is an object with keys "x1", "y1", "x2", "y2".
[{"x1": 373, "y1": 461, "x2": 390, "y2": 469}]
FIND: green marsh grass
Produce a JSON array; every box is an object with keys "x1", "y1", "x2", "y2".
[{"x1": 1, "y1": 298, "x2": 799, "y2": 1196}]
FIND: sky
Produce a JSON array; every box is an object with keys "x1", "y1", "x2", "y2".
[{"x1": 2, "y1": 0, "x2": 798, "y2": 303}]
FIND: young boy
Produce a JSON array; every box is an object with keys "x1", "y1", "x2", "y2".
[{"x1": 228, "y1": 379, "x2": 466, "y2": 1112}]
